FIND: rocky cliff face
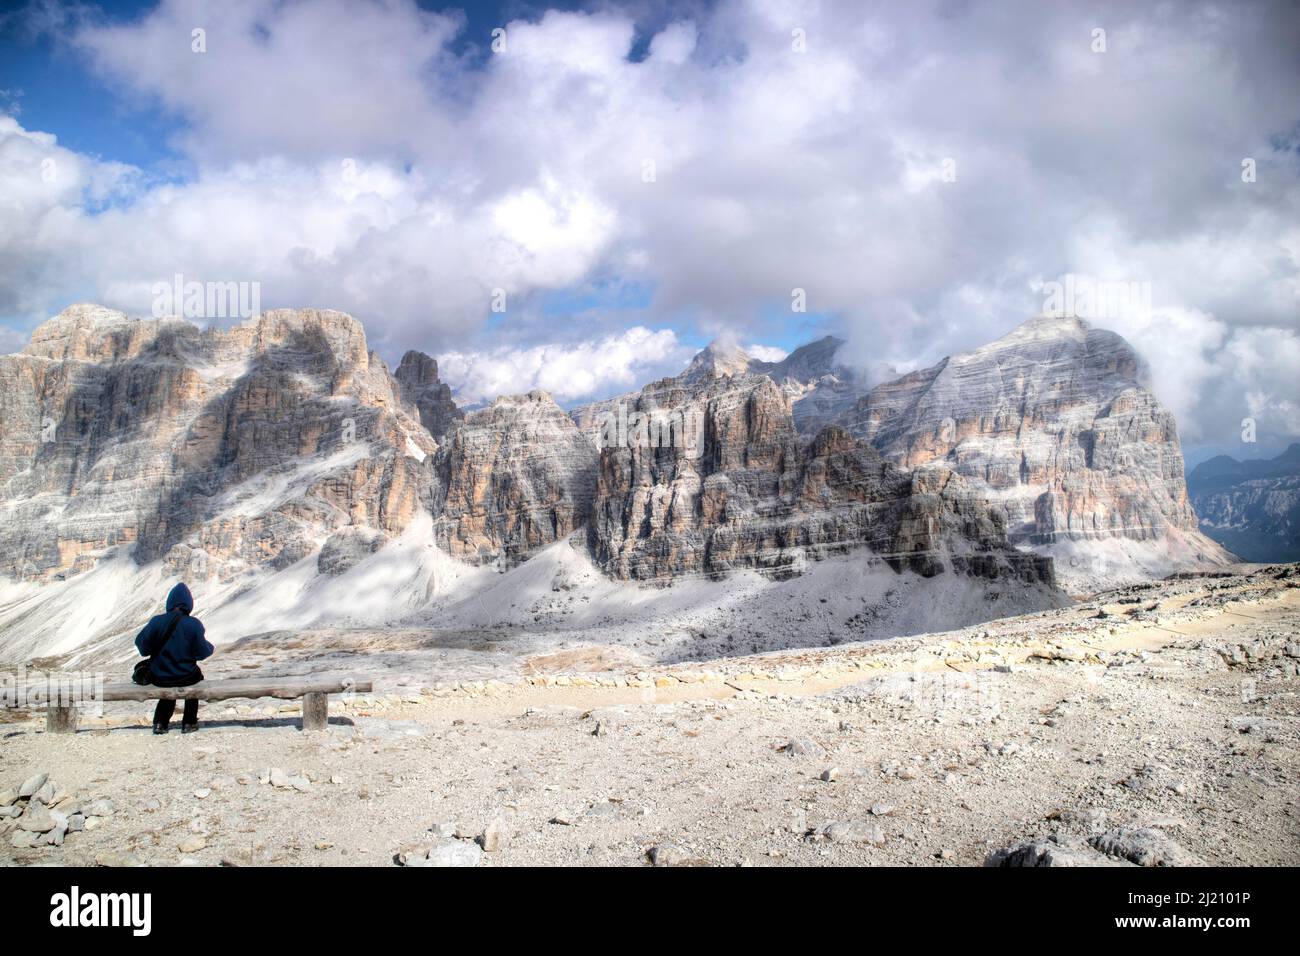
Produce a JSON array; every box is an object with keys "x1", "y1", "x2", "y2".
[
  {"x1": 1187, "y1": 444, "x2": 1300, "y2": 562},
  {"x1": 751, "y1": 335, "x2": 864, "y2": 437},
  {"x1": 431, "y1": 390, "x2": 598, "y2": 567},
  {"x1": 0, "y1": 304, "x2": 435, "y2": 585},
  {"x1": 394, "y1": 350, "x2": 463, "y2": 441},
  {"x1": 570, "y1": 335, "x2": 862, "y2": 443},
  {"x1": 836, "y1": 315, "x2": 1229, "y2": 586},
  {"x1": 589, "y1": 366, "x2": 1053, "y2": 585},
  {"x1": 0, "y1": 305, "x2": 1237, "y2": 665}
]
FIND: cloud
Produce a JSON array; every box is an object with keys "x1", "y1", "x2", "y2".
[
  {"x1": 0, "y1": 0, "x2": 1295, "y2": 447},
  {"x1": 745, "y1": 343, "x2": 788, "y2": 363},
  {"x1": 437, "y1": 325, "x2": 694, "y2": 406},
  {"x1": 70, "y1": 0, "x2": 465, "y2": 164}
]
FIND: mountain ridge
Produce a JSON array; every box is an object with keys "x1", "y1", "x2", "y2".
[
  {"x1": 1187, "y1": 443, "x2": 1300, "y2": 562},
  {"x1": 0, "y1": 304, "x2": 1243, "y2": 663}
]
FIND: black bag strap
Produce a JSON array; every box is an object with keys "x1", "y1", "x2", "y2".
[{"x1": 152, "y1": 609, "x2": 185, "y2": 658}]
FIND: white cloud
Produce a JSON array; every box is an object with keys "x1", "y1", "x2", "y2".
[
  {"x1": 0, "y1": 0, "x2": 1295, "y2": 450},
  {"x1": 745, "y1": 343, "x2": 788, "y2": 363},
  {"x1": 437, "y1": 326, "x2": 694, "y2": 406}
]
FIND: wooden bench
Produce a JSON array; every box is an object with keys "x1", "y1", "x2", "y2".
[{"x1": 6, "y1": 677, "x2": 371, "y2": 734}]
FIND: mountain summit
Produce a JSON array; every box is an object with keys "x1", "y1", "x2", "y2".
[
  {"x1": 679, "y1": 340, "x2": 757, "y2": 384},
  {"x1": 837, "y1": 315, "x2": 1230, "y2": 588}
]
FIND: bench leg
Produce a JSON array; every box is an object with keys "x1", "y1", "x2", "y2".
[
  {"x1": 47, "y1": 706, "x2": 78, "y2": 734},
  {"x1": 302, "y1": 692, "x2": 328, "y2": 732}
]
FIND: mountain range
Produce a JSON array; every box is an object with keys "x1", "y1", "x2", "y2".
[
  {"x1": 0, "y1": 305, "x2": 1234, "y2": 664},
  {"x1": 1187, "y1": 444, "x2": 1300, "y2": 562}
]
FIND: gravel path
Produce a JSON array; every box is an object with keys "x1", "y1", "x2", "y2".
[{"x1": 3, "y1": 567, "x2": 1297, "y2": 867}]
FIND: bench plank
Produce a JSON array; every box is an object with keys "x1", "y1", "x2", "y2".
[
  {"x1": 5, "y1": 676, "x2": 373, "y2": 734},
  {"x1": 1, "y1": 676, "x2": 371, "y2": 706},
  {"x1": 98, "y1": 677, "x2": 371, "y2": 702}
]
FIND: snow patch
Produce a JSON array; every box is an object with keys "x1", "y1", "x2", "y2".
[
  {"x1": 0, "y1": 522, "x2": 1067, "y2": 669},
  {"x1": 404, "y1": 436, "x2": 427, "y2": 462}
]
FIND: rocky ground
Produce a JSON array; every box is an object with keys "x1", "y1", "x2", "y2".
[{"x1": 2, "y1": 565, "x2": 1297, "y2": 867}]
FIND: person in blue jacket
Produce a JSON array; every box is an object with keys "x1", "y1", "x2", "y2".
[{"x1": 134, "y1": 582, "x2": 214, "y2": 734}]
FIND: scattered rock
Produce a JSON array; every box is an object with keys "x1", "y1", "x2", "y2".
[
  {"x1": 479, "y1": 815, "x2": 511, "y2": 853},
  {"x1": 584, "y1": 800, "x2": 620, "y2": 820},
  {"x1": 396, "y1": 844, "x2": 430, "y2": 866},
  {"x1": 84, "y1": 798, "x2": 115, "y2": 817},
  {"x1": 178, "y1": 836, "x2": 207, "y2": 853},
  {"x1": 1120, "y1": 766, "x2": 1157, "y2": 791},
  {"x1": 1047, "y1": 807, "x2": 1108, "y2": 830},
  {"x1": 1089, "y1": 827, "x2": 1203, "y2": 867},
  {"x1": 1227, "y1": 716, "x2": 1275, "y2": 735},
  {"x1": 648, "y1": 843, "x2": 696, "y2": 867},
  {"x1": 18, "y1": 773, "x2": 48, "y2": 798},
  {"x1": 401, "y1": 840, "x2": 483, "y2": 868},
  {"x1": 16, "y1": 804, "x2": 56, "y2": 832},
  {"x1": 11, "y1": 829, "x2": 42, "y2": 849},
  {"x1": 783, "y1": 737, "x2": 826, "y2": 759},
  {"x1": 986, "y1": 836, "x2": 1132, "y2": 867},
  {"x1": 31, "y1": 781, "x2": 56, "y2": 805},
  {"x1": 807, "y1": 820, "x2": 886, "y2": 846}
]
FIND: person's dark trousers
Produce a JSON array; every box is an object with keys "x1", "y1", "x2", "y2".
[
  {"x1": 151, "y1": 668, "x2": 203, "y2": 730},
  {"x1": 153, "y1": 697, "x2": 198, "y2": 728}
]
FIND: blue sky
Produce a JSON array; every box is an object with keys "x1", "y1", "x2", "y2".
[
  {"x1": 0, "y1": 1, "x2": 638, "y2": 166},
  {"x1": 3, "y1": 2, "x2": 171, "y2": 165},
  {"x1": 0, "y1": 0, "x2": 1296, "y2": 453},
  {"x1": 0, "y1": 0, "x2": 829, "y2": 369}
]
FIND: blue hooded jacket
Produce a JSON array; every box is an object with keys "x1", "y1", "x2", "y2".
[{"x1": 134, "y1": 583, "x2": 214, "y2": 685}]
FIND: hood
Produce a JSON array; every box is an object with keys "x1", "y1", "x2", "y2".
[{"x1": 166, "y1": 582, "x2": 194, "y2": 614}]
